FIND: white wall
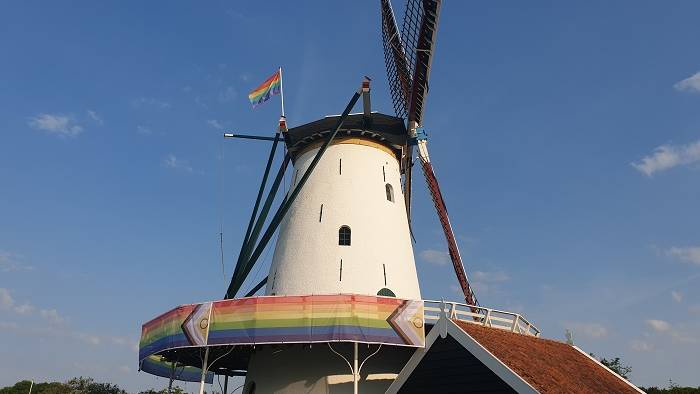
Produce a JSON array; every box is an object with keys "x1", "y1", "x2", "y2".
[{"x1": 265, "y1": 139, "x2": 421, "y2": 299}]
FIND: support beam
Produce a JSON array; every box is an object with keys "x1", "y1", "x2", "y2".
[
  {"x1": 223, "y1": 133, "x2": 284, "y2": 142},
  {"x1": 244, "y1": 276, "x2": 268, "y2": 297},
  {"x1": 230, "y1": 132, "x2": 281, "y2": 284},
  {"x1": 227, "y1": 155, "x2": 290, "y2": 299}
]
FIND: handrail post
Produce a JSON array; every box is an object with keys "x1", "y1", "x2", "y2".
[
  {"x1": 511, "y1": 315, "x2": 520, "y2": 333},
  {"x1": 483, "y1": 308, "x2": 491, "y2": 327}
]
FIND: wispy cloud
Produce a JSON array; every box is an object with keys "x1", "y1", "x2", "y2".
[
  {"x1": 0, "y1": 288, "x2": 66, "y2": 324},
  {"x1": 671, "y1": 291, "x2": 683, "y2": 303},
  {"x1": 219, "y1": 86, "x2": 238, "y2": 103},
  {"x1": 646, "y1": 319, "x2": 672, "y2": 332},
  {"x1": 28, "y1": 113, "x2": 83, "y2": 137},
  {"x1": 631, "y1": 140, "x2": 700, "y2": 176},
  {"x1": 0, "y1": 250, "x2": 34, "y2": 272},
  {"x1": 666, "y1": 246, "x2": 700, "y2": 266},
  {"x1": 419, "y1": 249, "x2": 450, "y2": 266},
  {"x1": 163, "y1": 154, "x2": 193, "y2": 173},
  {"x1": 472, "y1": 270, "x2": 510, "y2": 282},
  {"x1": 86, "y1": 110, "x2": 103, "y2": 125},
  {"x1": 630, "y1": 339, "x2": 653, "y2": 352},
  {"x1": 646, "y1": 319, "x2": 698, "y2": 344},
  {"x1": 132, "y1": 97, "x2": 171, "y2": 109},
  {"x1": 136, "y1": 125, "x2": 152, "y2": 135},
  {"x1": 207, "y1": 119, "x2": 224, "y2": 130},
  {"x1": 674, "y1": 71, "x2": 700, "y2": 93},
  {"x1": 564, "y1": 321, "x2": 609, "y2": 339}
]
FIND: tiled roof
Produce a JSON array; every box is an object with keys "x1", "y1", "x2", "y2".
[{"x1": 453, "y1": 320, "x2": 640, "y2": 394}]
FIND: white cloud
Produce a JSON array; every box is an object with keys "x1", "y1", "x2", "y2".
[
  {"x1": 14, "y1": 304, "x2": 34, "y2": 315},
  {"x1": 207, "y1": 119, "x2": 224, "y2": 130},
  {"x1": 0, "y1": 288, "x2": 66, "y2": 324},
  {"x1": 419, "y1": 249, "x2": 450, "y2": 266},
  {"x1": 472, "y1": 270, "x2": 510, "y2": 283},
  {"x1": 28, "y1": 113, "x2": 83, "y2": 137},
  {"x1": 646, "y1": 319, "x2": 672, "y2": 332},
  {"x1": 86, "y1": 110, "x2": 103, "y2": 125},
  {"x1": 631, "y1": 140, "x2": 700, "y2": 176},
  {"x1": 630, "y1": 339, "x2": 653, "y2": 352},
  {"x1": 565, "y1": 321, "x2": 609, "y2": 339},
  {"x1": 219, "y1": 86, "x2": 238, "y2": 103},
  {"x1": 0, "y1": 288, "x2": 13, "y2": 309},
  {"x1": 40, "y1": 308, "x2": 65, "y2": 324},
  {"x1": 132, "y1": 97, "x2": 170, "y2": 109},
  {"x1": 674, "y1": 71, "x2": 700, "y2": 93},
  {"x1": 163, "y1": 154, "x2": 193, "y2": 173},
  {"x1": 666, "y1": 246, "x2": 700, "y2": 265},
  {"x1": 136, "y1": 125, "x2": 152, "y2": 135},
  {"x1": 646, "y1": 319, "x2": 699, "y2": 344},
  {"x1": 0, "y1": 251, "x2": 34, "y2": 272},
  {"x1": 671, "y1": 291, "x2": 683, "y2": 303}
]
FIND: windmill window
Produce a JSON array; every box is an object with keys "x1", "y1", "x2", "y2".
[
  {"x1": 319, "y1": 204, "x2": 324, "y2": 222},
  {"x1": 385, "y1": 183, "x2": 394, "y2": 202},
  {"x1": 338, "y1": 226, "x2": 351, "y2": 246}
]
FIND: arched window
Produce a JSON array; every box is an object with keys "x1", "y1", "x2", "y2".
[
  {"x1": 385, "y1": 183, "x2": 394, "y2": 202},
  {"x1": 338, "y1": 226, "x2": 351, "y2": 246},
  {"x1": 377, "y1": 288, "x2": 396, "y2": 297}
]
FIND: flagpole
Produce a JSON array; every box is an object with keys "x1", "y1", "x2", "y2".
[{"x1": 279, "y1": 66, "x2": 285, "y2": 118}]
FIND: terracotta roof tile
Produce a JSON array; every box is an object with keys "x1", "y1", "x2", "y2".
[{"x1": 453, "y1": 320, "x2": 639, "y2": 394}]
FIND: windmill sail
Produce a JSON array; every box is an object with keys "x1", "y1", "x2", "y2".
[{"x1": 381, "y1": 0, "x2": 478, "y2": 306}]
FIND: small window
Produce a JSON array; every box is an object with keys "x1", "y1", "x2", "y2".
[
  {"x1": 377, "y1": 288, "x2": 396, "y2": 297},
  {"x1": 319, "y1": 204, "x2": 324, "y2": 222},
  {"x1": 385, "y1": 183, "x2": 394, "y2": 202},
  {"x1": 339, "y1": 226, "x2": 351, "y2": 246}
]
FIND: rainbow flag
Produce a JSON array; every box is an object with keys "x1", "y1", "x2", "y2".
[{"x1": 248, "y1": 69, "x2": 281, "y2": 108}]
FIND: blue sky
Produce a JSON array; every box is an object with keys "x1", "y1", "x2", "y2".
[{"x1": 1, "y1": 0, "x2": 700, "y2": 391}]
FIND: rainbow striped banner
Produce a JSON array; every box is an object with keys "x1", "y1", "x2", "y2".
[
  {"x1": 139, "y1": 294, "x2": 424, "y2": 366},
  {"x1": 248, "y1": 69, "x2": 281, "y2": 108},
  {"x1": 140, "y1": 355, "x2": 213, "y2": 383}
]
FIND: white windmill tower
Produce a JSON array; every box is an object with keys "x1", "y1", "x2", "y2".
[{"x1": 233, "y1": 79, "x2": 423, "y2": 393}]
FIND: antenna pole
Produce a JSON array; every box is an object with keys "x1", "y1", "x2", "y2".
[{"x1": 279, "y1": 67, "x2": 285, "y2": 117}]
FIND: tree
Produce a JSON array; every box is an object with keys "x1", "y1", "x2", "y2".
[
  {"x1": 65, "y1": 377, "x2": 127, "y2": 394},
  {"x1": 599, "y1": 357, "x2": 632, "y2": 380}
]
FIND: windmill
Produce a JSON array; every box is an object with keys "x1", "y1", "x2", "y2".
[{"x1": 380, "y1": 0, "x2": 478, "y2": 306}]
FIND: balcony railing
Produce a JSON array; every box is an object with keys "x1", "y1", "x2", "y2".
[{"x1": 423, "y1": 300, "x2": 541, "y2": 337}]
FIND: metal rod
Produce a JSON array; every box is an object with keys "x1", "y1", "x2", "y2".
[
  {"x1": 223, "y1": 375, "x2": 228, "y2": 394},
  {"x1": 229, "y1": 86, "x2": 362, "y2": 296},
  {"x1": 231, "y1": 132, "x2": 281, "y2": 283},
  {"x1": 279, "y1": 67, "x2": 285, "y2": 117},
  {"x1": 198, "y1": 347, "x2": 210, "y2": 394},
  {"x1": 223, "y1": 133, "x2": 283, "y2": 142},
  {"x1": 226, "y1": 155, "x2": 290, "y2": 298},
  {"x1": 244, "y1": 276, "x2": 268, "y2": 297},
  {"x1": 353, "y1": 342, "x2": 359, "y2": 394}
]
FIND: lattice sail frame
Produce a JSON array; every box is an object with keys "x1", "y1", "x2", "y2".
[{"x1": 380, "y1": 0, "x2": 479, "y2": 306}]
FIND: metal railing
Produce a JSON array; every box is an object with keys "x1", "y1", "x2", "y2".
[{"x1": 424, "y1": 300, "x2": 541, "y2": 337}]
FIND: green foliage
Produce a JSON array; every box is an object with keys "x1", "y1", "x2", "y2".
[
  {"x1": 66, "y1": 377, "x2": 127, "y2": 394},
  {"x1": 599, "y1": 357, "x2": 632, "y2": 380},
  {"x1": 640, "y1": 380, "x2": 700, "y2": 394},
  {"x1": 0, "y1": 380, "x2": 71, "y2": 394},
  {"x1": 138, "y1": 387, "x2": 186, "y2": 394},
  {"x1": 0, "y1": 377, "x2": 127, "y2": 394}
]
